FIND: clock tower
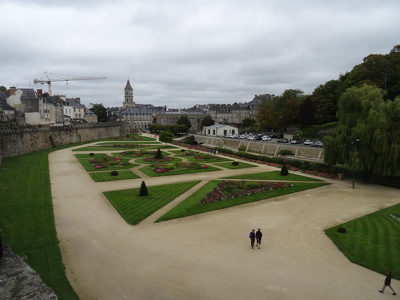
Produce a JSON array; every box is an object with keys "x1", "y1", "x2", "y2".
[{"x1": 123, "y1": 79, "x2": 135, "y2": 108}]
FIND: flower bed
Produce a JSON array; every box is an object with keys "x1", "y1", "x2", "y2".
[
  {"x1": 200, "y1": 181, "x2": 294, "y2": 204},
  {"x1": 144, "y1": 156, "x2": 174, "y2": 163},
  {"x1": 152, "y1": 161, "x2": 208, "y2": 173}
]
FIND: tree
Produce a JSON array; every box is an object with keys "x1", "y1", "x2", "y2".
[
  {"x1": 139, "y1": 181, "x2": 148, "y2": 196},
  {"x1": 0, "y1": 86, "x2": 7, "y2": 92},
  {"x1": 324, "y1": 84, "x2": 400, "y2": 179},
  {"x1": 159, "y1": 130, "x2": 173, "y2": 145},
  {"x1": 154, "y1": 148, "x2": 163, "y2": 159},
  {"x1": 177, "y1": 115, "x2": 191, "y2": 130},
  {"x1": 280, "y1": 164, "x2": 289, "y2": 176},
  {"x1": 240, "y1": 118, "x2": 257, "y2": 130},
  {"x1": 89, "y1": 104, "x2": 109, "y2": 122},
  {"x1": 202, "y1": 115, "x2": 215, "y2": 127},
  {"x1": 311, "y1": 80, "x2": 341, "y2": 124}
]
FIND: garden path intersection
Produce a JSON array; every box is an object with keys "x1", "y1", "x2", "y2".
[{"x1": 49, "y1": 140, "x2": 400, "y2": 300}]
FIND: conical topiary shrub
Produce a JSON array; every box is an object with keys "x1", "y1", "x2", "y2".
[
  {"x1": 154, "y1": 149, "x2": 163, "y2": 159},
  {"x1": 280, "y1": 164, "x2": 289, "y2": 176},
  {"x1": 139, "y1": 181, "x2": 148, "y2": 196}
]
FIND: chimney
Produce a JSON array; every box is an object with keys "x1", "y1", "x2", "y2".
[
  {"x1": 9, "y1": 86, "x2": 17, "y2": 95},
  {"x1": 37, "y1": 89, "x2": 43, "y2": 95}
]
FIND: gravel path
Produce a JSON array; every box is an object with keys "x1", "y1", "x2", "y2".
[{"x1": 49, "y1": 142, "x2": 400, "y2": 300}]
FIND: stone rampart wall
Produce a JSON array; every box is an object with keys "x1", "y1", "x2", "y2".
[
  {"x1": 194, "y1": 135, "x2": 324, "y2": 161},
  {"x1": 0, "y1": 122, "x2": 130, "y2": 158}
]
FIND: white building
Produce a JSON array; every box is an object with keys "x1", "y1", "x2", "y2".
[{"x1": 203, "y1": 124, "x2": 238, "y2": 137}]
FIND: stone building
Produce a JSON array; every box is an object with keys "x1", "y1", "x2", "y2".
[
  {"x1": 154, "y1": 110, "x2": 205, "y2": 133},
  {"x1": 207, "y1": 94, "x2": 274, "y2": 124}
]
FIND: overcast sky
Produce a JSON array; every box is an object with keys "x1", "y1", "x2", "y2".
[{"x1": 1, "y1": 0, "x2": 399, "y2": 109}]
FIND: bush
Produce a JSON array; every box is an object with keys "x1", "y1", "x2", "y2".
[
  {"x1": 154, "y1": 149, "x2": 163, "y2": 159},
  {"x1": 111, "y1": 171, "x2": 119, "y2": 176},
  {"x1": 281, "y1": 164, "x2": 289, "y2": 176},
  {"x1": 337, "y1": 227, "x2": 347, "y2": 234},
  {"x1": 238, "y1": 145, "x2": 246, "y2": 151},
  {"x1": 232, "y1": 161, "x2": 239, "y2": 166},
  {"x1": 279, "y1": 149, "x2": 294, "y2": 156},
  {"x1": 181, "y1": 149, "x2": 185, "y2": 152},
  {"x1": 89, "y1": 153, "x2": 94, "y2": 156},
  {"x1": 243, "y1": 182, "x2": 260, "y2": 189},
  {"x1": 139, "y1": 181, "x2": 148, "y2": 196}
]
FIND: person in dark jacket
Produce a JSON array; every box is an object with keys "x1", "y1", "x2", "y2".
[
  {"x1": 255, "y1": 228, "x2": 262, "y2": 249},
  {"x1": 249, "y1": 229, "x2": 256, "y2": 249},
  {"x1": 379, "y1": 270, "x2": 397, "y2": 295}
]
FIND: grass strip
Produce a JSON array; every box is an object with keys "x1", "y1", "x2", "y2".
[
  {"x1": 156, "y1": 181, "x2": 328, "y2": 222},
  {"x1": 0, "y1": 148, "x2": 80, "y2": 300},
  {"x1": 224, "y1": 170, "x2": 322, "y2": 181},
  {"x1": 325, "y1": 204, "x2": 400, "y2": 279},
  {"x1": 89, "y1": 170, "x2": 140, "y2": 182},
  {"x1": 104, "y1": 181, "x2": 202, "y2": 225},
  {"x1": 213, "y1": 161, "x2": 258, "y2": 169},
  {"x1": 76, "y1": 157, "x2": 136, "y2": 172},
  {"x1": 139, "y1": 164, "x2": 221, "y2": 177}
]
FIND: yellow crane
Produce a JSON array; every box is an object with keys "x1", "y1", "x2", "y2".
[{"x1": 33, "y1": 71, "x2": 107, "y2": 95}]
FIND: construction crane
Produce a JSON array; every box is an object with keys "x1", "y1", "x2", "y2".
[{"x1": 33, "y1": 71, "x2": 107, "y2": 95}]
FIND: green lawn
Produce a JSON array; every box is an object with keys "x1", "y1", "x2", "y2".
[
  {"x1": 139, "y1": 164, "x2": 221, "y2": 177},
  {"x1": 104, "y1": 181, "x2": 202, "y2": 225},
  {"x1": 213, "y1": 161, "x2": 258, "y2": 169},
  {"x1": 224, "y1": 170, "x2": 323, "y2": 181},
  {"x1": 89, "y1": 170, "x2": 140, "y2": 182},
  {"x1": 133, "y1": 156, "x2": 182, "y2": 164},
  {"x1": 325, "y1": 204, "x2": 400, "y2": 279},
  {"x1": 0, "y1": 148, "x2": 80, "y2": 300},
  {"x1": 169, "y1": 150, "x2": 231, "y2": 163},
  {"x1": 156, "y1": 181, "x2": 328, "y2": 222},
  {"x1": 76, "y1": 156, "x2": 137, "y2": 172}
]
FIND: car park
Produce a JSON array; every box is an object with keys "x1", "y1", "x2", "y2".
[
  {"x1": 290, "y1": 139, "x2": 302, "y2": 144},
  {"x1": 311, "y1": 140, "x2": 324, "y2": 147},
  {"x1": 304, "y1": 139, "x2": 312, "y2": 145},
  {"x1": 277, "y1": 138, "x2": 289, "y2": 143},
  {"x1": 262, "y1": 135, "x2": 271, "y2": 141}
]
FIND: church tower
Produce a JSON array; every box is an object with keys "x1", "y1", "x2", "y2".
[{"x1": 123, "y1": 79, "x2": 135, "y2": 108}]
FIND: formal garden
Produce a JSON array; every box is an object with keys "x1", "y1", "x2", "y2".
[{"x1": 1, "y1": 133, "x2": 399, "y2": 300}]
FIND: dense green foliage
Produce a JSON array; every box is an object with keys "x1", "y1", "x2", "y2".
[
  {"x1": 324, "y1": 84, "x2": 400, "y2": 178},
  {"x1": 202, "y1": 115, "x2": 215, "y2": 126},
  {"x1": 256, "y1": 45, "x2": 400, "y2": 132},
  {"x1": 177, "y1": 115, "x2": 192, "y2": 131},
  {"x1": 0, "y1": 149, "x2": 79, "y2": 300},
  {"x1": 89, "y1": 103, "x2": 109, "y2": 122},
  {"x1": 159, "y1": 130, "x2": 173, "y2": 145},
  {"x1": 280, "y1": 164, "x2": 289, "y2": 176},
  {"x1": 154, "y1": 148, "x2": 163, "y2": 159}
]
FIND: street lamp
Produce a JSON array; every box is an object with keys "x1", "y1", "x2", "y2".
[{"x1": 351, "y1": 139, "x2": 360, "y2": 189}]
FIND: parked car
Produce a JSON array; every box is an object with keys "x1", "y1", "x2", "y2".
[
  {"x1": 290, "y1": 139, "x2": 302, "y2": 144},
  {"x1": 262, "y1": 135, "x2": 271, "y2": 141},
  {"x1": 311, "y1": 140, "x2": 324, "y2": 147},
  {"x1": 277, "y1": 138, "x2": 289, "y2": 143},
  {"x1": 304, "y1": 139, "x2": 312, "y2": 145},
  {"x1": 255, "y1": 135, "x2": 263, "y2": 140},
  {"x1": 247, "y1": 136, "x2": 256, "y2": 141}
]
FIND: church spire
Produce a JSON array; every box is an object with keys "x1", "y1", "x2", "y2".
[{"x1": 123, "y1": 79, "x2": 135, "y2": 108}]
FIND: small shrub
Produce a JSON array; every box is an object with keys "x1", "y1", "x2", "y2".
[
  {"x1": 154, "y1": 149, "x2": 164, "y2": 159},
  {"x1": 279, "y1": 149, "x2": 294, "y2": 156},
  {"x1": 337, "y1": 227, "x2": 347, "y2": 234},
  {"x1": 111, "y1": 171, "x2": 119, "y2": 176},
  {"x1": 243, "y1": 182, "x2": 260, "y2": 189},
  {"x1": 89, "y1": 153, "x2": 94, "y2": 156},
  {"x1": 238, "y1": 145, "x2": 246, "y2": 151},
  {"x1": 139, "y1": 181, "x2": 148, "y2": 196},
  {"x1": 181, "y1": 149, "x2": 185, "y2": 152},
  {"x1": 281, "y1": 164, "x2": 289, "y2": 176},
  {"x1": 232, "y1": 161, "x2": 239, "y2": 166}
]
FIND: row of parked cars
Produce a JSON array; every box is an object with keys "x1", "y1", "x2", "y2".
[{"x1": 224, "y1": 134, "x2": 324, "y2": 147}]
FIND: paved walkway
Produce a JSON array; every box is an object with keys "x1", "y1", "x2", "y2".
[{"x1": 49, "y1": 141, "x2": 400, "y2": 300}]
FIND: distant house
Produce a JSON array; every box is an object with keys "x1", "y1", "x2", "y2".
[
  {"x1": 0, "y1": 96, "x2": 15, "y2": 122},
  {"x1": 203, "y1": 124, "x2": 238, "y2": 137}
]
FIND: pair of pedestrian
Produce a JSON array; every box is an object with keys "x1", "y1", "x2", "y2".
[
  {"x1": 249, "y1": 228, "x2": 262, "y2": 249},
  {"x1": 379, "y1": 270, "x2": 397, "y2": 295}
]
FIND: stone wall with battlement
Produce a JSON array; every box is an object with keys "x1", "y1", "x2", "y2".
[{"x1": 0, "y1": 122, "x2": 130, "y2": 159}]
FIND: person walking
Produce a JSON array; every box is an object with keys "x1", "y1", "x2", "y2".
[
  {"x1": 379, "y1": 270, "x2": 397, "y2": 295},
  {"x1": 255, "y1": 228, "x2": 262, "y2": 249},
  {"x1": 249, "y1": 229, "x2": 256, "y2": 249}
]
